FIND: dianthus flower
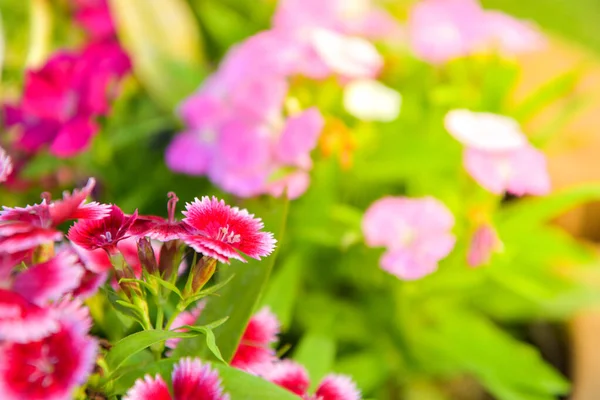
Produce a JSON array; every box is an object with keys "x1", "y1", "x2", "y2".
[
  {"x1": 72, "y1": 0, "x2": 117, "y2": 41},
  {"x1": 231, "y1": 307, "x2": 280, "y2": 373},
  {"x1": 408, "y1": 0, "x2": 544, "y2": 64},
  {"x1": 123, "y1": 357, "x2": 230, "y2": 400},
  {"x1": 0, "y1": 178, "x2": 109, "y2": 254},
  {"x1": 181, "y1": 197, "x2": 276, "y2": 264},
  {"x1": 67, "y1": 204, "x2": 137, "y2": 255},
  {"x1": 0, "y1": 299, "x2": 97, "y2": 400},
  {"x1": 362, "y1": 196, "x2": 456, "y2": 280},
  {"x1": 0, "y1": 251, "x2": 83, "y2": 343},
  {"x1": 262, "y1": 360, "x2": 361, "y2": 400},
  {"x1": 445, "y1": 109, "x2": 551, "y2": 196}
]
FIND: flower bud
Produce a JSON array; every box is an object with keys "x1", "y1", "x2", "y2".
[
  {"x1": 190, "y1": 256, "x2": 217, "y2": 294},
  {"x1": 158, "y1": 240, "x2": 179, "y2": 280},
  {"x1": 137, "y1": 238, "x2": 158, "y2": 275}
]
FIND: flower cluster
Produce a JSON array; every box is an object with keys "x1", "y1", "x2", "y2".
[
  {"x1": 2, "y1": 0, "x2": 130, "y2": 158},
  {"x1": 408, "y1": 0, "x2": 545, "y2": 64},
  {"x1": 166, "y1": 0, "x2": 400, "y2": 198},
  {"x1": 445, "y1": 109, "x2": 551, "y2": 196}
]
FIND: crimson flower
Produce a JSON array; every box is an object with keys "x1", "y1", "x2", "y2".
[
  {"x1": 181, "y1": 196, "x2": 276, "y2": 263},
  {"x1": 124, "y1": 357, "x2": 230, "y2": 400},
  {"x1": 0, "y1": 299, "x2": 97, "y2": 400},
  {"x1": 231, "y1": 307, "x2": 280, "y2": 373},
  {"x1": 129, "y1": 192, "x2": 188, "y2": 241},
  {"x1": 67, "y1": 204, "x2": 137, "y2": 254},
  {"x1": 263, "y1": 360, "x2": 362, "y2": 400}
]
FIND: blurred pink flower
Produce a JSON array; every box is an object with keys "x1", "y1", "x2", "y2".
[
  {"x1": 181, "y1": 197, "x2": 276, "y2": 263},
  {"x1": 72, "y1": 0, "x2": 117, "y2": 41},
  {"x1": 467, "y1": 224, "x2": 501, "y2": 267},
  {"x1": 124, "y1": 358, "x2": 230, "y2": 400},
  {"x1": 231, "y1": 307, "x2": 280, "y2": 373},
  {"x1": 408, "y1": 0, "x2": 544, "y2": 64},
  {"x1": 362, "y1": 196, "x2": 456, "y2": 280},
  {"x1": 3, "y1": 46, "x2": 129, "y2": 157},
  {"x1": 0, "y1": 299, "x2": 97, "y2": 400},
  {"x1": 262, "y1": 360, "x2": 361, "y2": 400},
  {"x1": 445, "y1": 109, "x2": 551, "y2": 196},
  {"x1": 0, "y1": 147, "x2": 13, "y2": 183}
]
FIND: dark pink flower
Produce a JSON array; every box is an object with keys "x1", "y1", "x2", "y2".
[
  {"x1": 67, "y1": 205, "x2": 138, "y2": 254},
  {"x1": 0, "y1": 289, "x2": 59, "y2": 343},
  {"x1": 129, "y1": 192, "x2": 188, "y2": 242},
  {"x1": 362, "y1": 196, "x2": 455, "y2": 280},
  {"x1": 123, "y1": 357, "x2": 230, "y2": 400},
  {"x1": 262, "y1": 361, "x2": 362, "y2": 400},
  {"x1": 72, "y1": 0, "x2": 117, "y2": 41},
  {"x1": 232, "y1": 307, "x2": 280, "y2": 373},
  {"x1": 181, "y1": 197, "x2": 276, "y2": 263},
  {"x1": 0, "y1": 299, "x2": 97, "y2": 400}
]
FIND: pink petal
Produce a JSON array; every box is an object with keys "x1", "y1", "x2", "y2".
[
  {"x1": 0, "y1": 147, "x2": 13, "y2": 183},
  {"x1": 165, "y1": 132, "x2": 213, "y2": 176},
  {"x1": 267, "y1": 170, "x2": 311, "y2": 200},
  {"x1": 380, "y1": 248, "x2": 439, "y2": 280},
  {"x1": 485, "y1": 11, "x2": 546, "y2": 54},
  {"x1": 172, "y1": 358, "x2": 230, "y2": 400},
  {"x1": 505, "y1": 145, "x2": 551, "y2": 196},
  {"x1": 315, "y1": 374, "x2": 362, "y2": 400},
  {"x1": 0, "y1": 225, "x2": 63, "y2": 254},
  {"x1": 123, "y1": 375, "x2": 172, "y2": 400},
  {"x1": 276, "y1": 108, "x2": 324, "y2": 165},
  {"x1": 0, "y1": 289, "x2": 59, "y2": 343},
  {"x1": 232, "y1": 307, "x2": 280, "y2": 372},
  {"x1": 12, "y1": 251, "x2": 83, "y2": 304},
  {"x1": 49, "y1": 116, "x2": 98, "y2": 157},
  {"x1": 467, "y1": 224, "x2": 501, "y2": 267},
  {"x1": 262, "y1": 360, "x2": 310, "y2": 396}
]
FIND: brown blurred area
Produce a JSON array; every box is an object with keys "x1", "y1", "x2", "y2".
[{"x1": 514, "y1": 37, "x2": 600, "y2": 400}]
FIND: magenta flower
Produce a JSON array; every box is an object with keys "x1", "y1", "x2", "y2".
[
  {"x1": 408, "y1": 0, "x2": 544, "y2": 64},
  {"x1": 362, "y1": 196, "x2": 456, "y2": 280},
  {"x1": 124, "y1": 358, "x2": 230, "y2": 400},
  {"x1": 467, "y1": 224, "x2": 502, "y2": 267},
  {"x1": 129, "y1": 192, "x2": 188, "y2": 242},
  {"x1": 67, "y1": 205, "x2": 138, "y2": 254},
  {"x1": 445, "y1": 109, "x2": 551, "y2": 196},
  {"x1": 0, "y1": 251, "x2": 83, "y2": 343},
  {"x1": 263, "y1": 360, "x2": 361, "y2": 400},
  {"x1": 0, "y1": 299, "x2": 97, "y2": 400},
  {"x1": 181, "y1": 197, "x2": 276, "y2": 264},
  {"x1": 231, "y1": 307, "x2": 280, "y2": 373},
  {"x1": 72, "y1": 0, "x2": 117, "y2": 41},
  {"x1": 0, "y1": 147, "x2": 13, "y2": 183}
]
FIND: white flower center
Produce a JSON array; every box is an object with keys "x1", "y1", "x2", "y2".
[
  {"x1": 216, "y1": 225, "x2": 241, "y2": 244},
  {"x1": 28, "y1": 345, "x2": 58, "y2": 388}
]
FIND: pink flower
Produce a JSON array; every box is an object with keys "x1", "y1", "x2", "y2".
[
  {"x1": 4, "y1": 43, "x2": 129, "y2": 157},
  {"x1": 362, "y1": 196, "x2": 455, "y2": 280},
  {"x1": 165, "y1": 302, "x2": 206, "y2": 351},
  {"x1": 123, "y1": 357, "x2": 230, "y2": 400},
  {"x1": 0, "y1": 299, "x2": 97, "y2": 400},
  {"x1": 0, "y1": 251, "x2": 83, "y2": 343},
  {"x1": 67, "y1": 205, "x2": 138, "y2": 254},
  {"x1": 181, "y1": 197, "x2": 276, "y2": 263},
  {"x1": 72, "y1": 0, "x2": 117, "y2": 41},
  {"x1": 467, "y1": 224, "x2": 501, "y2": 267},
  {"x1": 231, "y1": 307, "x2": 280, "y2": 373},
  {"x1": 0, "y1": 147, "x2": 13, "y2": 183},
  {"x1": 445, "y1": 110, "x2": 551, "y2": 196},
  {"x1": 408, "y1": 0, "x2": 544, "y2": 64},
  {"x1": 262, "y1": 360, "x2": 361, "y2": 400}
]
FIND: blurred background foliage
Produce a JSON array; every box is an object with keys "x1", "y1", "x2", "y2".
[{"x1": 2, "y1": 0, "x2": 600, "y2": 399}]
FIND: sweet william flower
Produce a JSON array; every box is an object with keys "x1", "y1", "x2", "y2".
[
  {"x1": 263, "y1": 360, "x2": 361, "y2": 400},
  {"x1": 231, "y1": 307, "x2": 280, "y2": 373},
  {"x1": 362, "y1": 196, "x2": 455, "y2": 280},
  {"x1": 0, "y1": 299, "x2": 97, "y2": 400},
  {"x1": 67, "y1": 204, "x2": 137, "y2": 254},
  {"x1": 445, "y1": 109, "x2": 551, "y2": 196},
  {"x1": 181, "y1": 197, "x2": 276, "y2": 264},
  {"x1": 124, "y1": 357, "x2": 230, "y2": 400}
]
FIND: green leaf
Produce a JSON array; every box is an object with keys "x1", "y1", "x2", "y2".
[
  {"x1": 293, "y1": 332, "x2": 336, "y2": 390},
  {"x1": 260, "y1": 253, "x2": 304, "y2": 329},
  {"x1": 20, "y1": 152, "x2": 63, "y2": 179},
  {"x1": 105, "y1": 329, "x2": 197, "y2": 375},
  {"x1": 183, "y1": 273, "x2": 237, "y2": 307},
  {"x1": 149, "y1": 275, "x2": 183, "y2": 300},
  {"x1": 423, "y1": 311, "x2": 570, "y2": 399},
  {"x1": 173, "y1": 197, "x2": 289, "y2": 361},
  {"x1": 499, "y1": 184, "x2": 600, "y2": 229},
  {"x1": 215, "y1": 364, "x2": 299, "y2": 400},
  {"x1": 108, "y1": 0, "x2": 206, "y2": 109}
]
